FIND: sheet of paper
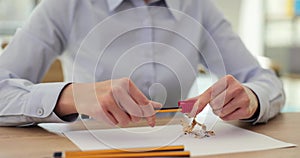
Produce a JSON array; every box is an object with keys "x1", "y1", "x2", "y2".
[{"x1": 63, "y1": 122, "x2": 296, "y2": 157}]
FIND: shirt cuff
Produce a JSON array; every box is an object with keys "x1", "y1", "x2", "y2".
[{"x1": 25, "y1": 82, "x2": 78, "y2": 123}]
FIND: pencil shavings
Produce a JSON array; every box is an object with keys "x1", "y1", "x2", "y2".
[{"x1": 180, "y1": 118, "x2": 215, "y2": 139}]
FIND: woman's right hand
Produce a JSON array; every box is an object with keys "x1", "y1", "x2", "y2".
[{"x1": 55, "y1": 78, "x2": 162, "y2": 127}]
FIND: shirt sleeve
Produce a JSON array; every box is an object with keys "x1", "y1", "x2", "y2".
[
  {"x1": 0, "y1": 0, "x2": 74, "y2": 126},
  {"x1": 199, "y1": 0, "x2": 285, "y2": 124}
]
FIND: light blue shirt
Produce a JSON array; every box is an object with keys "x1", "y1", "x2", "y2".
[{"x1": 0, "y1": 0, "x2": 285, "y2": 126}]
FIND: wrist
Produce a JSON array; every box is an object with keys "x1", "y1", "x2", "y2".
[
  {"x1": 243, "y1": 87, "x2": 260, "y2": 122},
  {"x1": 55, "y1": 83, "x2": 77, "y2": 118}
]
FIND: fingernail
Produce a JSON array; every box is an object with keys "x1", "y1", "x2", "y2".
[
  {"x1": 158, "y1": 103, "x2": 163, "y2": 108},
  {"x1": 149, "y1": 120, "x2": 155, "y2": 127}
]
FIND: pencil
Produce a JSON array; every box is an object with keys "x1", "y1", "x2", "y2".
[
  {"x1": 156, "y1": 108, "x2": 182, "y2": 113},
  {"x1": 54, "y1": 145, "x2": 186, "y2": 158},
  {"x1": 68, "y1": 151, "x2": 190, "y2": 158},
  {"x1": 155, "y1": 99, "x2": 196, "y2": 113}
]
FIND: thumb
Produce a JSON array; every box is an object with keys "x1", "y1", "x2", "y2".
[{"x1": 150, "y1": 100, "x2": 163, "y2": 109}]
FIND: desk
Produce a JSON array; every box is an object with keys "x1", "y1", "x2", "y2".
[{"x1": 0, "y1": 112, "x2": 299, "y2": 158}]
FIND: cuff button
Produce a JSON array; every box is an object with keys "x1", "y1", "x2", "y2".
[{"x1": 37, "y1": 108, "x2": 44, "y2": 116}]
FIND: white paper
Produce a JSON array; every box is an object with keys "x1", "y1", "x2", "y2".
[
  {"x1": 196, "y1": 105, "x2": 219, "y2": 131},
  {"x1": 63, "y1": 122, "x2": 296, "y2": 157}
]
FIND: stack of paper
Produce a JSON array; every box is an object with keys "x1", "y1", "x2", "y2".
[{"x1": 63, "y1": 121, "x2": 296, "y2": 157}]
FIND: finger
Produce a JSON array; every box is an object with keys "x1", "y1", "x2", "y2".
[
  {"x1": 188, "y1": 88, "x2": 212, "y2": 117},
  {"x1": 209, "y1": 75, "x2": 231, "y2": 98},
  {"x1": 117, "y1": 96, "x2": 142, "y2": 122},
  {"x1": 188, "y1": 75, "x2": 232, "y2": 117},
  {"x1": 219, "y1": 87, "x2": 255, "y2": 120},
  {"x1": 119, "y1": 79, "x2": 157, "y2": 127},
  {"x1": 220, "y1": 107, "x2": 248, "y2": 121},
  {"x1": 222, "y1": 100, "x2": 257, "y2": 120},
  {"x1": 212, "y1": 108, "x2": 223, "y2": 116},
  {"x1": 116, "y1": 92, "x2": 160, "y2": 124},
  {"x1": 107, "y1": 105, "x2": 131, "y2": 127},
  {"x1": 209, "y1": 91, "x2": 229, "y2": 111},
  {"x1": 93, "y1": 105, "x2": 118, "y2": 126},
  {"x1": 209, "y1": 84, "x2": 237, "y2": 111},
  {"x1": 219, "y1": 85, "x2": 252, "y2": 118},
  {"x1": 107, "y1": 89, "x2": 132, "y2": 127},
  {"x1": 127, "y1": 79, "x2": 150, "y2": 105},
  {"x1": 150, "y1": 100, "x2": 163, "y2": 109},
  {"x1": 111, "y1": 78, "x2": 148, "y2": 105},
  {"x1": 103, "y1": 111, "x2": 118, "y2": 125},
  {"x1": 112, "y1": 85, "x2": 154, "y2": 125},
  {"x1": 130, "y1": 116, "x2": 141, "y2": 123},
  {"x1": 113, "y1": 86, "x2": 144, "y2": 118},
  {"x1": 219, "y1": 96, "x2": 243, "y2": 118},
  {"x1": 146, "y1": 115, "x2": 156, "y2": 127},
  {"x1": 140, "y1": 103, "x2": 156, "y2": 127}
]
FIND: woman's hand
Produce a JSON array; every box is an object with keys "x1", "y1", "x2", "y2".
[
  {"x1": 188, "y1": 75, "x2": 258, "y2": 121},
  {"x1": 55, "y1": 78, "x2": 162, "y2": 127}
]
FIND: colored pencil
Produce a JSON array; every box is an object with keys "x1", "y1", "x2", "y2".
[
  {"x1": 66, "y1": 151, "x2": 190, "y2": 158},
  {"x1": 155, "y1": 100, "x2": 196, "y2": 113},
  {"x1": 54, "y1": 145, "x2": 188, "y2": 158},
  {"x1": 156, "y1": 108, "x2": 182, "y2": 113}
]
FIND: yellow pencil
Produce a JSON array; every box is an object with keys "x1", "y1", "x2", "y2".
[
  {"x1": 54, "y1": 145, "x2": 187, "y2": 158},
  {"x1": 69, "y1": 151, "x2": 190, "y2": 158},
  {"x1": 156, "y1": 108, "x2": 182, "y2": 113}
]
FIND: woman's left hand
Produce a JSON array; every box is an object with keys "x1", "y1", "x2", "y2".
[{"x1": 187, "y1": 75, "x2": 259, "y2": 121}]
